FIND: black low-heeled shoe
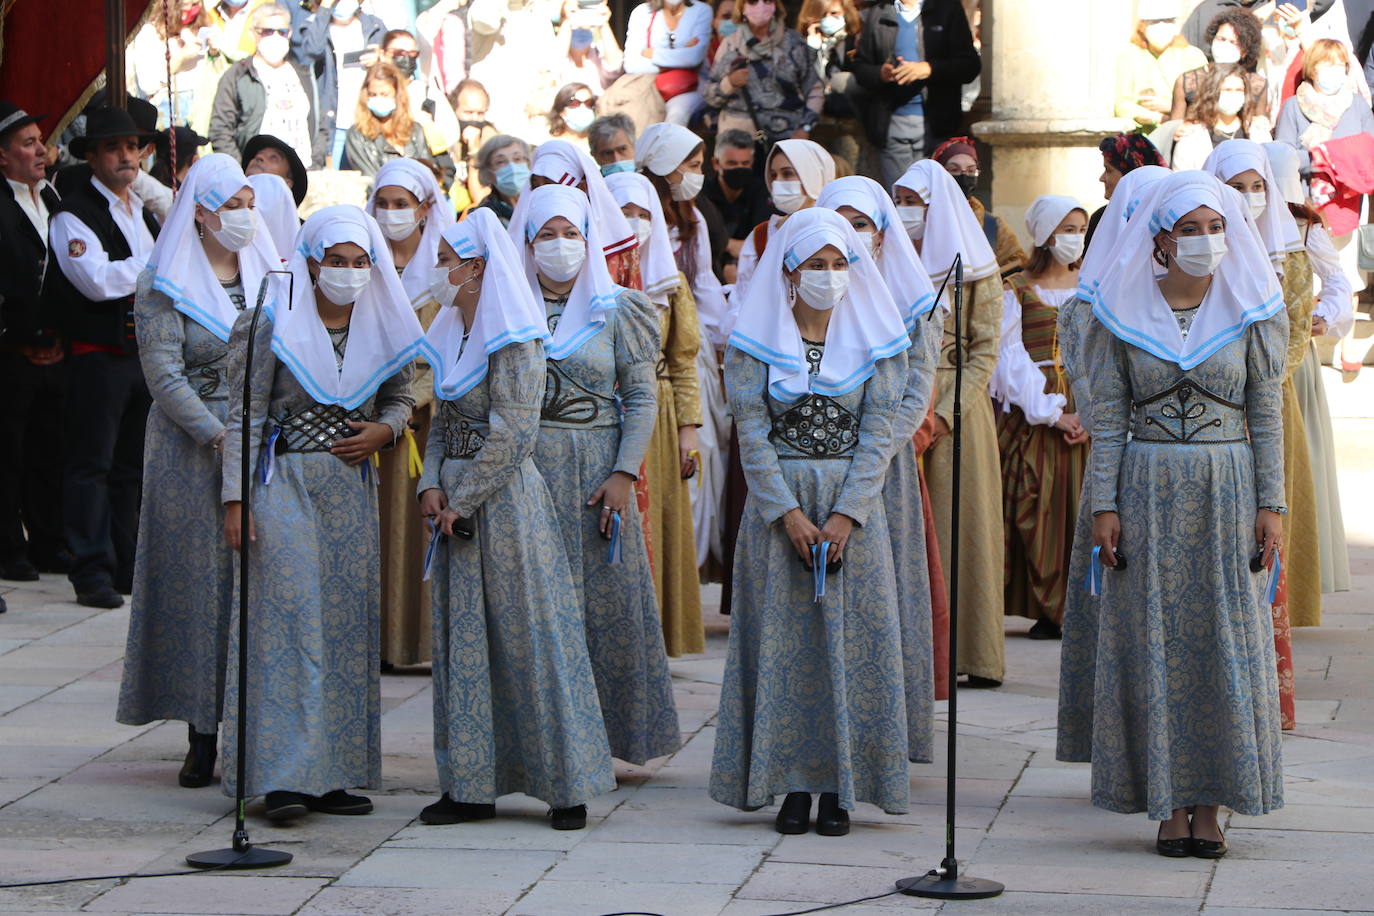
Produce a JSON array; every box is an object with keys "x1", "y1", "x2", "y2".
[
  {"x1": 1190, "y1": 832, "x2": 1228, "y2": 859},
  {"x1": 549, "y1": 805, "x2": 587, "y2": 830},
  {"x1": 1156, "y1": 823, "x2": 1192, "y2": 858},
  {"x1": 420, "y1": 795, "x2": 496, "y2": 825},
  {"x1": 307, "y1": 789, "x2": 374, "y2": 815},
  {"x1": 178, "y1": 725, "x2": 218, "y2": 788},
  {"x1": 775, "y1": 792, "x2": 811, "y2": 835},
  {"x1": 815, "y1": 792, "x2": 849, "y2": 837},
  {"x1": 264, "y1": 791, "x2": 310, "y2": 823}
]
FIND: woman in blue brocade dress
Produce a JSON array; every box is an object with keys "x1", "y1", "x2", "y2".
[
  {"x1": 1070, "y1": 171, "x2": 1286, "y2": 858},
  {"x1": 416, "y1": 209, "x2": 616, "y2": 831},
  {"x1": 118, "y1": 154, "x2": 281, "y2": 789},
  {"x1": 710, "y1": 207, "x2": 911, "y2": 837},
  {"x1": 219, "y1": 205, "x2": 427, "y2": 824}
]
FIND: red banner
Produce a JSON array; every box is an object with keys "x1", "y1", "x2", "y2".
[{"x1": 0, "y1": 0, "x2": 154, "y2": 139}]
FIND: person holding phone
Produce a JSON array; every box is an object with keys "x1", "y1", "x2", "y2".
[
  {"x1": 290, "y1": 0, "x2": 387, "y2": 168},
  {"x1": 710, "y1": 207, "x2": 911, "y2": 837},
  {"x1": 1076, "y1": 170, "x2": 1286, "y2": 858}
]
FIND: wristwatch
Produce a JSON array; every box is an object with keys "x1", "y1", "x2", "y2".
[{"x1": 1259, "y1": 505, "x2": 1289, "y2": 515}]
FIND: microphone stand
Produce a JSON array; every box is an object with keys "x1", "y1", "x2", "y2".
[
  {"x1": 896, "y1": 254, "x2": 1003, "y2": 901},
  {"x1": 187, "y1": 270, "x2": 295, "y2": 870}
]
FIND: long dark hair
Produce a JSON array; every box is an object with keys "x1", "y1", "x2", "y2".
[
  {"x1": 643, "y1": 149, "x2": 704, "y2": 279},
  {"x1": 1194, "y1": 63, "x2": 1258, "y2": 133},
  {"x1": 547, "y1": 83, "x2": 593, "y2": 138}
]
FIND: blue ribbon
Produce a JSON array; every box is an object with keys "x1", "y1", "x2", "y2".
[
  {"x1": 259, "y1": 427, "x2": 281, "y2": 485},
  {"x1": 1084, "y1": 545, "x2": 1103, "y2": 596},
  {"x1": 607, "y1": 511, "x2": 622, "y2": 564},
  {"x1": 1264, "y1": 549, "x2": 1282, "y2": 604},
  {"x1": 812, "y1": 541, "x2": 830, "y2": 602},
  {"x1": 422, "y1": 519, "x2": 442, "y2": 582}
]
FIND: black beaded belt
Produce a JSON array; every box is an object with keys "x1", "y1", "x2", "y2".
[
  {"x1": 1130, "y1": 379, "x2": 1247, "y2": 444},
  {"x1": 441, "y1": 401, "x2": 487, "y2": 459},
  {"x1": 270, "y1": 404, "x2": 370, "y2": 454},
  {"x1": 770, "y1": 394, "x2": 859, "y2": 459}
]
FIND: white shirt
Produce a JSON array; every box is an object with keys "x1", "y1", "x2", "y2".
[
  {"x1": 7, "y1": 177, "x2": 54, "y2": 247},
  {"x1": 896, "y1": 0, "x2": 923, "y2": 22},
  {"x1": 331, "y1": 18, "x2": 367, "y2": 130},
  {"x1": 1307, "y1": 224, "x2": 1355, "y2": 338},
  {"x1": 622, "y1": 2, "x2": 713, "y2": 76},
  {"x1": 49, "y1": 177, "x2": 156, "y2": 302},
  {"x1": 254, "y1": 56, "x2": 315, "y2": 166},
  {"x1": 990, "y1": 285, "x2": 1073, "y2": 426}
]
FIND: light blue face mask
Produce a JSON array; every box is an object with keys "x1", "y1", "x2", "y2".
[
  {"x1": 600, "y1": 159, "x2": 636, "y2": 177},
  {"x1": 366, "y1": 96, "x2": 396, "y2": 119},
  {"x1": 818, "y1": 15, "x2": 844, "y2": 35},
  {"x1": 493, "y1": 161, "x2": 531, "y2": 197},
  {"x1": 718, "y1": 19, "x2": 738, "y2": 37}
]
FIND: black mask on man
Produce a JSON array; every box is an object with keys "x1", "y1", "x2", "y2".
[{"x1": 721, "y1": 167, "x2": 753, "y2": 190}]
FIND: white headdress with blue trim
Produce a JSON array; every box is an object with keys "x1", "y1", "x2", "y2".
[
  {"x1": 426, "y1": 208, "x2": 550, "y2": 399},
  {"x1": 270, "y1": 204, "x2": 429, "y2": 409},
  {"x1": 815, "y1": 175, "x2": 938, "y2": 331},
  {"x1": 605, "y1": 170, "x2": 679, "y2": 308},
  {"x1": 892, "y1": 159, "x2": 999, "y2": 288},
  {"x1": 727, "y1": 207, "x2": 909, "y2": 403},
  {"x1": 506, "y1": 139, "x2": 636, "y2": 257},
  {"x1": 517, "y1": 184, "x2": 625, "y2": 360},
  {"x1": 1203, "y1": 138, "x2": 1304, "y2": 270},
  {"x1": 365, "y1": 158, "x2": 456, "y2": 310},
  {"x1": 147, "y1": 153, "x2": 280, "y2": 342},
  {"x1": 1090, "y1": 170, "x2": 1283, "y2": 370},
  {"x1": 247, "y1": 171, "x2": 298, "y2": 262}
]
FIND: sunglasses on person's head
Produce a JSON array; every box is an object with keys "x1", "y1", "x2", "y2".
[{"x1": 256, "y1": 27, "x2": 289, "y2": 36}]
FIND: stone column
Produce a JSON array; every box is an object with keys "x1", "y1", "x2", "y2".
[{"x1": 974, "y1": 0, "x2": 1139, "y2": 248}]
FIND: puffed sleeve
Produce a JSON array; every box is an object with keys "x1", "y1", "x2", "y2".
[
  {"x1": 934, "y1": 272, "x2": 1001, "y2": 427},
  {"x1": 665, "y1": 275, "x2": 703, "y2": 426},
  {"x1": 1306, "y1": 225, "x2": 1353, "y2": 338},
  {"x1": 1085, "y1": 318, "x2": 1132, "y2": 516},
  {"x1": 832, "y1": 350, "x2": 906, "y2": 526},
  {"x1": 135, "y1": 270, "x2": 225, "y2": 445},
  {"x1": 372, "y1": 360, "x2": 417, "y2": 442},
  {"x1": 612, "y1": 289, "x2": 661, "y2": 477},
  {"x1": 725, "y1": 346, "x2": 798, "y2": 525},
  {"x1": 1246, "y1": 312, "x2": 1289, "y2": 510},
  {"x1": 221, "y1": 306, "x2": 276, "y2": 504},
  {"x1": 448, "y1": 340, "x2": 545, "y2": 517}
]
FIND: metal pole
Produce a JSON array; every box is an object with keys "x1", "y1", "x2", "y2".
[{"x1": 105, "y1": 0, "x2": 127, "y2": 106}]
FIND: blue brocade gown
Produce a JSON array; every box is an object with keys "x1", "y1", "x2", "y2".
[
  {"x1": 422, "y1": 338, "x2": 616, "y2": 808},
  {"x1": 710, "y1": 343, "x2": 911, "y2": 815}
]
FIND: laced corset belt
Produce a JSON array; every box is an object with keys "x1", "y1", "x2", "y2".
[
  {"x1": 1131, "y1": 379, "x2": 1247, "y2": 444},
  {"x1": 770, "y1": 394, "x2": 859, "y2": 459},
  {"x1": 269, "y1": 403, "x2": 371, "y2": 453},
  {"x1": 540, "y1": 362, "x2": 617, "y2": 429},
  {"x1": 440, "y1": 400, "x2": 487, "y2": 459},
  {"x1": 655, "y1": 351, "x2": 671, "y2": 381},
  {"x1": 186, "y1": 351, "x2": 231, "y2": 402}
]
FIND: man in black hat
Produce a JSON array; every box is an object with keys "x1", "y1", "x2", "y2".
[
  {"x1": 42, "y1": 106, "x2": 160, "y2": 609},
  {"x1": 55, "y1": 96, "x2": 174, "y2": 223},
  {"x1": 242, "y1": 133, "x2": 309, "y2": 206},
  {"x1": 0, "y1": 101, "x2": 66, "y2": 597}
]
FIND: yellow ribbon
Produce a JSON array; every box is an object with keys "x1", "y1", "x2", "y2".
[{"x1": 404, "y1": 427, "x2": 424, "y2": 479}]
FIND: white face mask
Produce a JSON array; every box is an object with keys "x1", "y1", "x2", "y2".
[
  {"x1": 1172, "y1": 232, "x2": 1227, "y2": 277},
  {"x1": 317, "y1": 266, "x2": 372, "y2": 305},
  {"x1": 1050, "y1": 232, "x2": 1084, "y2": 266},
  {"x1": 1245, "y1": 191, "x2": 1267, "y2": 221},
  {"x1": 1211, "y1": 39, "x2": 1242, "y2": 65},
  {"x1": 1144, "y1": 20, "x2": 1177, "y2": 50},
  {"x1": 628, "y1": 217, "x2": 652, "y2": 249},
  {"x1": 563, "y1": 105, "x2": 594, "y2": 133},
  {"x1": 771, "y1": 179, "x2": 807, "y2": 214},
  {"x1": 210, "y1": 207, "x2": 258, "y2": 252},
  {"x1": 1315, "y1": 65, "x2": 1346, "y2": 96},
  {"x1": 375, "y1": 207, "x2": 420, "y2": 242},
  {"x1": 671, "y1": 171, "x2": 704, "y2": 201},
  {"x1": 1217, "y1": 90, "x2": 1246, "y2": 116},
  {"x1": 430, "y1": 265, "x2": 460, "y2": 309},
  {"x1": 796, "y1": 268, "x2": 849, "y2": 311},
  {"x1": 857, "y1": 230, "x2": 877, "y2": 259},
  {"x1": 896, "y1": 204, "x2": 925, "y2": 240},
  {"x1": 257, "y1": 33, "x2": 290, "y2": 65},
  {"x1": 533, "y1": 237, "x2": 586, "y2": 282}
]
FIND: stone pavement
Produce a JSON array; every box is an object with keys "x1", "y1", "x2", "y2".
[{"x1": 2, "y1": 369, "x2": 1372, "y2": 916}]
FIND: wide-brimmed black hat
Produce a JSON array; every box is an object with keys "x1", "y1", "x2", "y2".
[
  {"x1": 0, "y1": 101, "x2": 44, "y2": 140},
  {"x1": 70, "y1": 107, "x2": 158, "y2": 158},
  {"x1": 242, "y1": 134, "x2": 309, "y2": 206},
  {"x1": 159, "y1": 124, "x2": 210, "y2": 154}
]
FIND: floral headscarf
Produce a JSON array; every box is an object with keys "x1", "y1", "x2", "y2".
[{"x1": 1098, "y1": 132, "x2": 1169, "y2": 174}]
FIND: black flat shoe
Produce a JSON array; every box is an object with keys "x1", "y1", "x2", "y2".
[
  {"x1": 75, "y1": 586, "x2": 123, "y2": 609},
  {"x1": 549, "y1": 805, "x2": 587, "y2": 830},
  {"x1": 1191, "y1": 833, "x2": 1228, "y2": 859},
  {"x1": 420, "y1": 795, "x2": 496, "y2": 825},
  {"x1": 815, "y1": 792, "x2": 849, "y2": 837},
  {"x1": 1156, "y1": 824, "x2": 1192, "y2": 858},
  {"x1": 959, "y1": 675, "x2": 1002, "y2": 689},
  {"x1": 264, "y1": 791, "x2": 309, "y2": 823},
  {"x1": 1027, "y1": 618, "x2": 1062, "y2": 640},
  {"x1": 307, "y1": 790, "x2": 373, "y2": 815},
  {"x1": 178, "y1": 725, "x2": 217, "y2": 788},
  {"x1": 775, "y1": 792, "x2": 811, "y2": 835},
  {"x1": 1, "y1": 559, "x2": 39, "y2": 581}
]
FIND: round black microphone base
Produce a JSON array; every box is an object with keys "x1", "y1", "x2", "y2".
[
  {"x1": 186, "y1": 845, "x2": 294, "y2": 870},
  {"x1": 896, "y1": 869, "x2": 1004, "y2": 900}
]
